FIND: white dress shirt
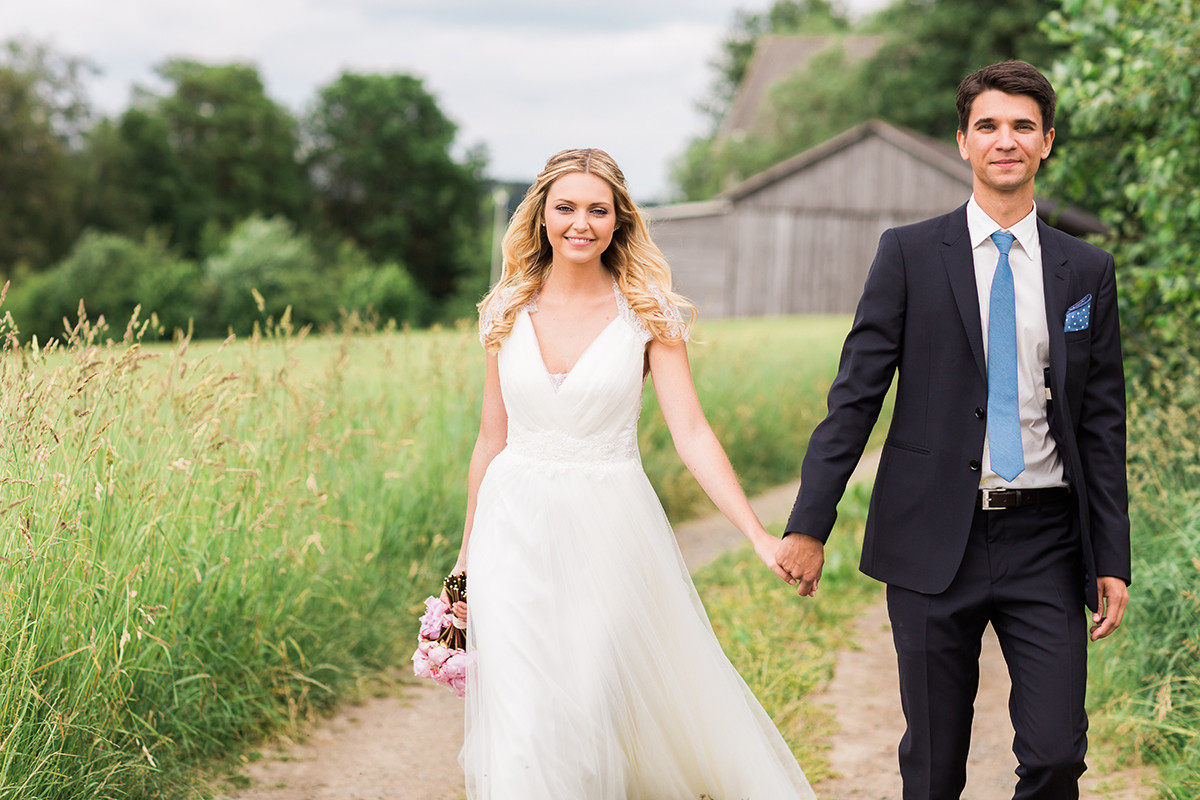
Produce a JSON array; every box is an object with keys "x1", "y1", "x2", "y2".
[{"x1": 967, "y1": 196, "x2": 1066, "y2": 490}]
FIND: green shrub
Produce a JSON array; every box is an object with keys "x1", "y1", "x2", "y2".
[
  {"x1": 1118, "y1": 264, "x2": 1200, "y2": 389},
  {"x1": 5, "y1": 230, "x2": 200, "y2": 342},
  {"x1": 335, "y1": 241, "x2": 430, "y2": 326},
  {"x1": 201, "y1": 216, "x2": 337, "y2": 336}
]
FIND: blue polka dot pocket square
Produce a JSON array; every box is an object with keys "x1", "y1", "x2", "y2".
[{"x1": 1065, "y1": 294, "x2": 1092, "y2": 332}]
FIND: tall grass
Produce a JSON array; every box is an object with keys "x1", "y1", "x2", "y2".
[
  {"x1": 0, "y1": 311, "x2": 482, "y2": 797},
  {"x1": 1087, "y1": 368, "x2": 1200, "y2": 799},
  {"x1": 0, "y1": 309, "x2": 859, "y2": 798}
]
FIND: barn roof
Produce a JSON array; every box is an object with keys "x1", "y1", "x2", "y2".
[
  {"x1": 716, "y1": 118, "x2": 1107, "y2": 236},
  {"x1": 720, "y1": 34, "x2": 885, "y2": 138},
  {"x1": 720, "y1": 118, "x2": 969, "y2": 201}
]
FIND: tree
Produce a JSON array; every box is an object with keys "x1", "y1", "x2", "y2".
[
  {"x1": 0, "y1": 39, "x2": 93, "y2": 273},
  {"x1": 305, "y1": 71, "x2": 486, "y2": 300},
  {"x1": 100, "y1": 60, "x2": 311, "y2": 258},
  {"x1": 1041, "y1": 10, "x2": 1200, "y2": 793},
  {"x1": 80, "y1": 109, "x2": 185, "y2": 240},
  {"x1": 1041, "y1": 0, "x2": 1200, "y2": 381},
  {"x1": 858, "y1": 0, "x2": 1063, "y2": 140}
]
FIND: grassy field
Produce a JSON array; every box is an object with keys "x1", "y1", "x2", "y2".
[
  {"x1": 1084, "y1": 373, "x2": 1200, "y2": 798},
  {"x1": 0, "y1": 312, "x2": 865, "y2": 799}
]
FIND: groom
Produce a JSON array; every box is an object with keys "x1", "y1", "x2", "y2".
[{"x1": 777, "y1": 61, "x2": 1130, "y2": 799}]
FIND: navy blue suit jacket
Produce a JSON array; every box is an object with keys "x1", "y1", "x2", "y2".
[{"x1": 786, "y1": 204, "x2": 1130, "y2": 610}]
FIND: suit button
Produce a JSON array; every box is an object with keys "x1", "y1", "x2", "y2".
[
  {"x1": 975, "y1": 407, "x2": 985, "y2": 419},
  {"x1": 969, "y1": 459, "x2": 981, "y2": 471}
]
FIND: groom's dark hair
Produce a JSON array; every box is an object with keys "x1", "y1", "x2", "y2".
[{"x1": 956, "y1": 60, "x2": 1057, "y2": 133}]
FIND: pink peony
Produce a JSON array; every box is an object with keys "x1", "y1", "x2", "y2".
[
  {"x1": 419, "y1": 596, "x2": 450, "y2": 640},
  {"x1": 412, "y1": 639, "x2": 436, "y2": 679},
  {"x1": 426, "y1": 643, "x2": 452, "y2": 672},
  {"x1": 439, "y1": 651, "x2": 470, "y2": 698}
]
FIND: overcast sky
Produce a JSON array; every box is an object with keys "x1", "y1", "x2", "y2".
[{"x1": 7, "y1": 0, "x2": 887, "y2": 202}]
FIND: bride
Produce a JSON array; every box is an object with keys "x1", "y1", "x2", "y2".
[{"x1": 449, "y1": 148, "x2": 817, "y2": 799}]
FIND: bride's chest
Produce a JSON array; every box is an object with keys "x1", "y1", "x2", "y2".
[{"x1": 499, "y1": 312, "x2": 646, "y2": 404}]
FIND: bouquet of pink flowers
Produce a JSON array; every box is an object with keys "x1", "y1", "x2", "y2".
[{"x1": 411, "y1": 572, "x2": 469, "y2": 698}]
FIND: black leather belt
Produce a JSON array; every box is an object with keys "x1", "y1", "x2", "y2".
[{"x1": 977, "y1": 487, "x2": 1070, "y2": 510}]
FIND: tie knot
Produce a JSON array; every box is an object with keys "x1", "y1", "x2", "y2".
[{"x1": 991, "y1": 230, "x2": 1016, "y2": 255}]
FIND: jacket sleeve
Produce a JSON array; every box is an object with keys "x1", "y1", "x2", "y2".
[
  {"x1": 785, "y1": 228, "x2": 906, "y2": 541},
  {"x1": 1076, "y1": 252, "x2": 1131, "y2": 583}
]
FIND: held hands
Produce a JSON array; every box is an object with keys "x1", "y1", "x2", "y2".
[
  {"x1": 773, "y1": 532, "x2": 825, "y2": 597},
  {"x1": 1090, "y1": 576, "x2": 1129, "y2": 641},
  {"x1": 752, "y1": 535, "x2": 795, "y2": 584}
]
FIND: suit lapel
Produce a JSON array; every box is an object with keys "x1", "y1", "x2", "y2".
[
  {"x1": 941, "y1": 205, "x2": 987, "y2": 380},
  {"x1": 1040, "y1": 219, "x2": 1071, "y2": 398}
]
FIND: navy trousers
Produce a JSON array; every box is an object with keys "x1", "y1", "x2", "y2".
[{"x1": 886, "y1": 497, "x2": 1089, "y2": 800}]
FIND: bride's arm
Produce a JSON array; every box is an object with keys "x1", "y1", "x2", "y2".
[
  {"x1": 452, "y1": 351, "x2": 508, "y2": 578},
  {"x1": 647, "y1": 338, "x2": 803, "y2": 590}
]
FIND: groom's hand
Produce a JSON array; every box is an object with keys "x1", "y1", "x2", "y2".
[
  {"x1": 777, "y1": 532, "x2": 824, "y2": 597},
  {"x1": 1090, "y1": 576, "x2": 1129, "y2": 641}
]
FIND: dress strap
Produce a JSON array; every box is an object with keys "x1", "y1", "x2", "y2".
[
  {"x1": 613, "y1": 281, "x2": 688, "y2": 344},
  {"x1": 479, "y1": 286, "x2": 538, "y2": 347}
]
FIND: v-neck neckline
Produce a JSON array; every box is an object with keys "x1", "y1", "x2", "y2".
[{"x1": 525, "y1": 283, "x2": 622, "y2": 391}]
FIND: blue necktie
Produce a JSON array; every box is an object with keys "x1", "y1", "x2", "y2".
[{"x1": 988, "y1": 231, "x2": 1025, "y2": 481}]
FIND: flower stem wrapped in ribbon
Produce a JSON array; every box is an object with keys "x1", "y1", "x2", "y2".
[
  {"x1": 439, "y1": 572, "x2": 467, "y2": 650},
  {"x1": 412, "y1": 572, "x2": 470, "y2": 697}
]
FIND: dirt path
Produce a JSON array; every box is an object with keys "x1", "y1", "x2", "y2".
[
  {"x1": 814, "y1": 600, "x2": 1158, "y2": 799},
  {"x1": 217, "y1": 452, "x2": 1157, "y2": 799}
]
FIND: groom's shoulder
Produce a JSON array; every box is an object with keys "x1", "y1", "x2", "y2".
[
  {"x1": 1040, "y1": 219, "x2": 1112, "y2": 263},
  {"x1": 884, "y1": 204, "x2": 967, "y2": 246}
]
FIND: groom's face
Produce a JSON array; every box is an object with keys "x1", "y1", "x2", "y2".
[{"x1": 957, "y1": 89, "x2": 1055, "y2": 198}]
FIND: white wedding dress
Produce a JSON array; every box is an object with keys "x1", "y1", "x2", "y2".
[{"x1": 461, "y1": 283, "x2": 816, "y2": 800}]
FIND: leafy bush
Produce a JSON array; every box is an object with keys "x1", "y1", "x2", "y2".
[
  {"x1": 1043, "y1": 0, "x2": 1200, "y2": 386},
  {"x1": 201, "y1": 216, "x2": 337, "y2": 336},
  {"x1": 5, "y1": 229, "x2": 200, "y2": 342},
  {"x1": 334, "y1": 242, "x2": 431, "y2": 326}
]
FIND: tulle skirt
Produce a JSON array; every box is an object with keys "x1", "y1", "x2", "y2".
[{"x1": 461, "y1": 450, "x2": 816, "y2": 800}]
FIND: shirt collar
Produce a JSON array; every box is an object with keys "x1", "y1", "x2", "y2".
[{"x1": 966, "y1": 195, "x2": 1040, "y2": 256}]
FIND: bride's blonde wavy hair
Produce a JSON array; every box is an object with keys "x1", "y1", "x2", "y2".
[{"x1": 479, "y1": 148, "x2": 696, "y2": 352}]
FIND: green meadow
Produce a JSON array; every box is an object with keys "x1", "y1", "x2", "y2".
[{"x1": 0, "y1": 313, "x2": 859, "y2": 798}]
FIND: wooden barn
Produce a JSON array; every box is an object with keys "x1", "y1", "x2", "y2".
[{"x1": 648, "y1": 119, "x2": 1103, "y2": 318}]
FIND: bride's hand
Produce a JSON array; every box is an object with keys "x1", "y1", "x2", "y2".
[{"x1": 752, "y1": 534, "x2": 793, "y2": 584}]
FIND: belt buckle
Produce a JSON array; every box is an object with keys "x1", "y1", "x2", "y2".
[{"x1": 980, "y1": 488, "x2": 1004, "y2": 511}]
